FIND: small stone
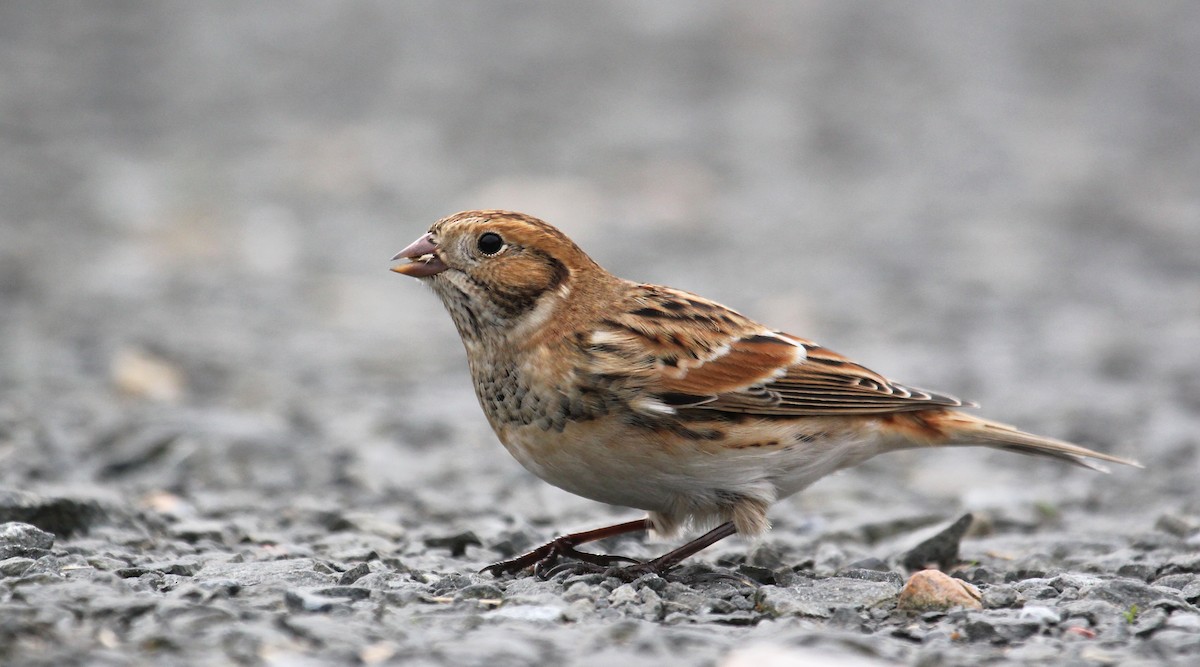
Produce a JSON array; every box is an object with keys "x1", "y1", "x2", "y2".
[
  {"x1": 901, "y1": 514, "x2": 974, "y2": 571},
  {"x1": 961, "y1": 614, "x2": 1041, "y2": 644},
  {"x1": 747, "y1": 544, "x2": 786, "y2": 569},
  {"x1": 111, "y1": 346, "x2": 184, "y2": 401},
  {"x1": 665, "y1": 589, "x2": 705, "y2": 613},
  {"x1": 736, "y1": 564, "x2": 775, "y2": 585},
  {"x1": 1161, "y1": 552, "x2": 1200, "y2": 575},
  {"x1": 0, "y1": 492, "x2": 108, "y2": 538},
  {"x1": 562, "y1": 597, "x2": 596, "y2": 622},
  {"x1": 1086, "y1": 578, "x2": 1186, "y2": 610},
  {"x1": 423, "y1": 531, "x2": 482, "y2": 557},
  {"x1": 337, "y1": 562, "x2": 371, "y2": 585},
  {"x1": 1132, "y1": 607, "x2": 1169, "y2": 636},
  {"x1": 639, "y1": 586, "x2": 664, "y2": 617},
  {"x1": 455, "y1": 583, "x2": 503, "y2": 600},
  {"x1": 86, "y1": 555, "x2": 131, "y2": 572},
  {"x1": 169, "y1": 520, "x2": 229, "y2": 544},
  {"x1": 981, "y1": 585, "x2": 1021, "y2": 609},
  {"x1": 1004, "y1": 569, "x2": 1048, "y2": 582},
  {"x1": 608, "y1": 583, "x2": 639, "y2": 606},
  {"x1": 1152, "y1": 574, "x2": 1195, "y2": 590},
  {"x1": 562, "y1": 572, "x2": 606, "y2": 587},
  {"x1": 704, "y1": 598, "x2": 738, "y2": 615},
  {"x1": 1017, "y1": 605, "x2": 1061, "y2": 625},
  {"x1": 1181, "y1": 581, "x2": 1200, "y2": 603},
  {"x1": 1155, "y1": 513, "x2": 1199, "y2": 538},
  {"x1": 847, "y1": 557, "x2": 891, "y2": 572},
  {"x1": 771, "y1": 567, "x2": 800, "y2": 588},
  {"x1": 897, "y1": 570, "x2": 982, "y2": 611},
  {"x1": 315, "y1": 586, "x2": 371, "y2": 601},
  {"x1": 427, "y1": 573, "x2": 474, "y2": 595},
  {"x1": 635, "y1": 574, "x2": 667, "y2": 592},
  {"x1": 1143, "y1": 629, "x2": 1200, "y2": 654},
  {"x1": 1013, "y1": 580, "x2": 1059, "y2": 600},
  {"x1": 0, "y1": 557, "x2": 35, "y2": 577},
  {"x1": 1166, "y1": 613, "x2": 1200, "y2": 631},
  {"x1": 198, "y1": 579, "x2": 241, "y2": 598},
  {"x1": 284, "y1": 589, "x2": 345, "y2": 613},
  {"x1": 839, "y1": 568, "x2": 904, "y2": 586},
  {"x1": 0, "y1": 522, "x2": 55, "y2": 560},
  {"x1": 1060, "y1": 599, "x2": 1122, "y2": 624},
  {"x1": 1116, "y1": 563, "x2": 1158, "y2": 582},
  {"x1": 828, "y1": 605, "x2": 863, "y2": 630},
  {"x1": 962, "y1": 567, "x2": 999, "y2": 585},
  {"x1": 563, "y1": 581, "x2": 598, "y2": 602},
  {"x1": 196, "y1": 558, "x2": 334, "y2": 587},
  {"x1": 143, "y1": 561, "x2": 199, "y2": 576},
  {"x1": 961, "y1": 618, "x2": 1000, "y2": 643},
  {"x1": 360, "y1": 642, "x2": 398, "y2": 665},
  {"x1": 760, "y1": 578, "x2": 900, "y2": 618}
]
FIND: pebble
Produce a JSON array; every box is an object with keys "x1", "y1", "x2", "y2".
[
  {"x1": 981, "y1": 585, "x2": 1021, "y2": 609},
  {"x1": 1085, "y1": 578, "x2": 1187, "y2": 610},
  {"x1": 0, "y1": 492, "x2": 110, "y2": 538},
  {"x1": 839, "y1": 568, "x2": 905, "y2": 586},
  {"x1": 423, "y1": 531, "x2": 482, "y2": 557},
  {"x1": 960, "y1": 614, "x2": 1042, "y2": 644},
  {"x1": 456, "y1": 583, "x2": 504, "y2": 600},
  {"x1": 761, "y1": 577, "x2": 901, "y2": 618},
  {"x1": 168, "y1": 520, "x2": 231, "y2": 544},
  {"x1": 195, "y1": 558, "x2": 336, "y2": 587},
  {"x1": 1116, "y1": 563, "x2": 1158, "y2": 582},
  {"x1": 1016, "y1": 605, "x2": 1061, "y2": 625},
  {"x1": 285, "y1": 589, "x2": 350, "y2": 613},
  {"x1": 897, "y1": 570, "x2": 982, "y2": 611},
  {"x1": 0, "y1": 522, "x2": 55, "y2": 559},
  {"x1": 901, "y1": 514, "x2": 974, "y2": 571},
  {"x1": 0, "y1": 556, "x2": 36, "y2": 577},
  {"x1": 337, "y1": 562, "x2": 371, "y2": 585},
  {"x1": 1181, "y1": 580, "x2": 1200, "y2": 603},
  {"x1": 1155, "y1": 513, "x2": 1200, "y2": 538},
  {"x1": 608, "y1": 583, "x2": 639, "y2": 606}
]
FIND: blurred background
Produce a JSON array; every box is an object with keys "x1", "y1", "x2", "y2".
[{"x1": 1, "y1": 2, "x2": 1197, "y2": 531}]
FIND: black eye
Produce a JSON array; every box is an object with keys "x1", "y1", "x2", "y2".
[{"x1": 477, "y1": 232, "x2": 504, "y2": 255}]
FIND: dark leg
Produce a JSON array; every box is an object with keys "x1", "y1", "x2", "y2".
[
  {"x1": 481, "y1": 518, "x2": 651, "y2": 577},
  {"x1": 621, "y1": 521, "x2": 738, "y2": 577}
]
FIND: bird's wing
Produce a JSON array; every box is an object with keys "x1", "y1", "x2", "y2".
[{"x1": 587, "y1": 284, "x2": 970, "y2": 416}]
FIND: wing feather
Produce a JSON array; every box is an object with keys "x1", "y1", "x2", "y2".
[{"x1": 588, "y1": 284, "x2": 971, "y2": 416}]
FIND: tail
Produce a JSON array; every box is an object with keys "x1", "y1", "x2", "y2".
[{"x1": 888, "y1": 410, "x2": 1142, "y2": 473}]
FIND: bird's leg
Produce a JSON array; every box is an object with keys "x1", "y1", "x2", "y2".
[
  {"x1": 481, "y1": 518, "x2": 651, "y2": 577},
  {"x1": 618, "y1": 521, "x2": 738, "y2": 577}
]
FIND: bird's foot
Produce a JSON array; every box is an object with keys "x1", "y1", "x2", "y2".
[{"x1": 482, "y1": 537, "x2": 640, "y2": 579}]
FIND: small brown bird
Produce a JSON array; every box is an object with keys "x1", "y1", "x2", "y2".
[{"x1": 391, "y1": 210, "x2": 1139, "y2": 577}]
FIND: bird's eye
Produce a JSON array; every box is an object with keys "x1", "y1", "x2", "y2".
[{"x1": 477, "y1": 232, "x2": 504, "y2": 255}]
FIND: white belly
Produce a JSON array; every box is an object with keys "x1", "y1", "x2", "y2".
[{"x1": 494, "y1": 417, "x2": 889, "y2": 524}]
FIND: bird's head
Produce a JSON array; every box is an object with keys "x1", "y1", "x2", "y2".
[{"x1": 392, "y1": 210, "x2": 605, "y2": 344}]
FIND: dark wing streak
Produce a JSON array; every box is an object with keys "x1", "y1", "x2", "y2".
[{"x1": 696, "y1": 347, "x2": 971, "y2": 416}]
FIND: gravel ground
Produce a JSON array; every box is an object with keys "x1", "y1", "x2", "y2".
[{"x1": 3, "y1": 3, "x2": 1199, "y2": 665}]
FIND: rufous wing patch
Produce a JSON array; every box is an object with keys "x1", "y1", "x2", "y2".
[{"x1": 660, "y1": 333, "x2": 805, "y2": 397}]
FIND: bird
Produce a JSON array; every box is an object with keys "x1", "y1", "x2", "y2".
[{"x1": 390, "y1": 210, "x2": 1140, "y2": 578}]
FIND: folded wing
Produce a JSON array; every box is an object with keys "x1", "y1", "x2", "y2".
[{"x1": 589, "y1": 284, "x2": 970, "y2": 417}]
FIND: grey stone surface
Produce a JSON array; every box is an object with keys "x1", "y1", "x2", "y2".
[{"x1": 2, "y1": 2, "x2": 1199, "y2": 665}]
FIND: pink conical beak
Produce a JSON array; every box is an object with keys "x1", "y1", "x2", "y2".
[{"x1": 390, "y1": 233, "x2": 449, "y2": 277}]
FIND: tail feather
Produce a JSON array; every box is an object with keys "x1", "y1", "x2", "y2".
[{"x1": 935, "y1": 412, "x2": 1142, "y2": 472}]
